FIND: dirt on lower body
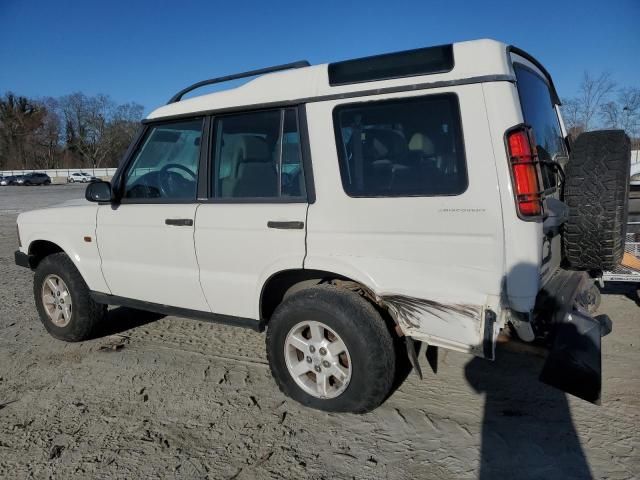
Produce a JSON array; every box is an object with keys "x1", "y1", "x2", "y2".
[{"x1": 0, "y1": 186, "x2": 639, "y2": 479}]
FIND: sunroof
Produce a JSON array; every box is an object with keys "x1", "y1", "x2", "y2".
[{"x1": 328, "y1": 44, "x2": 454, "y2": 86}]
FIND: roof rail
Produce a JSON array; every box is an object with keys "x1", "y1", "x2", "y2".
[{"x1": 167, "y1": 60, "x2": 311, "y2": 104}]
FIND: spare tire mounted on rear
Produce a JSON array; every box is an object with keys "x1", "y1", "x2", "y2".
[{"x1": 563, "y1": 130, "x2": 631, "y2": 271}]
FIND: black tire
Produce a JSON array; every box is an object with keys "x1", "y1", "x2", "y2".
[
  {"x1": 563, "y1": 130, "x2": 631, "y2": 271},
  {"x1": 266, "y1": 285, "x2": 396, "y2": 413},
  {"x1": 34, "y1": 253, "x2": 106, "y2": 341}
]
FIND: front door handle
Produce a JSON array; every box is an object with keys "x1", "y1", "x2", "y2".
[
  {"x1": 267, "y1": 221, "x2": 304, "y2": 230},
  {"x1": 165, "y1": 218, "x2": 194, "y2": 227}
]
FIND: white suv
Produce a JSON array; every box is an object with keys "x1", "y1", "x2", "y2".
[
  {"x1": 67, "y1": 172, "x2": 97, "y2": 183},
  {"x1": 15, "y1": 39, "x2": 630, "y2": 412}
]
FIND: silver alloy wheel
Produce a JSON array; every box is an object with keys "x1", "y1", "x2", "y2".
[
  {"x1": 284, "y1": 320, "x2": 352, "y2": 399},
  {"x1": 41, "y1": 274, "x2": 73, "y2": 327}
]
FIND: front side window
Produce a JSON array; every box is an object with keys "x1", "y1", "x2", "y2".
[
  {"x1": 123, "y1": 119, "x2": 203, "y2": 200},
  {"x1": 212, "y1": 108, "x2": 305, "y2": 199},
  {"x1": 514, "y1": 64, "x2": 567, "y2": 190},
  {"x1": 333, "y1": 94, "x2": 467, "y2": 197}
]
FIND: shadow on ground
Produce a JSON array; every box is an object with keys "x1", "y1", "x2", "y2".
[
  {"x1": 92, "y1": 306, "x2": 165, "y2": 338},
  {"x1": 464, "y1": 347, "x2": 593, "y2": 480}
]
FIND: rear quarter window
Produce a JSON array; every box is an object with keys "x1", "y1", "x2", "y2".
[
  {"x1": 333, "y1": 93, "x2": 467, "y2": 197},
  {"x1": 514, "y1": 64, "x2": 567, "y2": 191}
]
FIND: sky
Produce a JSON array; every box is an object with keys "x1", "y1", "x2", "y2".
[{"x1": 1, "y1": 0, "x2": 638, "y2": 116}]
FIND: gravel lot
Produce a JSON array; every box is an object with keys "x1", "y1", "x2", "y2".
[{"x1": 0, "y1": 184, "x2": 639, "y2": 479}]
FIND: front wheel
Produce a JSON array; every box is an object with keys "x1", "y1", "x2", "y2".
[
  {"x1": 34, "y1": 253, "x2": 106, "y2": 341},
  {"x1": 266, "y1": 285, "x2": 395, "y2": 413}
]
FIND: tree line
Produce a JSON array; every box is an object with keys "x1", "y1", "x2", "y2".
[
  {"x1": 561, "y1": 72, "x2": 640, "y2": 148},
  {"x1": 1, "y1": 71, "x2": 638, "y2": 173},
  {"x1": 0, "y1": 92, "x2": 143, "y2": 171}
]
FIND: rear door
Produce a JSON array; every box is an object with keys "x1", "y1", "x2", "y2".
[
  {"x1": 194, "y1": 107, "x2": 309, "y2": 320},
  {"x1": 511, "y1": 54, "x2": 569, "y2": 282}
]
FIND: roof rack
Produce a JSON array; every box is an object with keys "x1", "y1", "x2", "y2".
[{"x1": 168, "y1": 60, "x2": 311, "y2": 104}]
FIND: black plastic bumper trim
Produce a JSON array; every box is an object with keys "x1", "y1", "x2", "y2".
[{"x1": 14, "y1": 250, "x2": 32, "y2": 269}]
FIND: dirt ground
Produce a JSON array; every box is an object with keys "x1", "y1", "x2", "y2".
[{"x1": 0, "y1": 185, "x2": 639, "y2": 479}]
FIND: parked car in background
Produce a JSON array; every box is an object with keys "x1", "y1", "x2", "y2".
[
  {"x1": 13, "y1": 175, "x2": 26, "y2": 185},
  {"x1": 0, "y1": 175, "x2": 18, "y2": 187},
  {"x1": 67, "y1": 172, "x2": 98, "y2": 183},
  {"x1": 20, "y1": 172, "x2": 51, "y2": 186}
]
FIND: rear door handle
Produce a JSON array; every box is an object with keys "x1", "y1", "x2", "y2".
[
  {"x1": 165, "y1": 218, "x2": 194, "y2": 227},
  {"x1": 267, "y1": 221, "x2": 304, "y2": 230}
]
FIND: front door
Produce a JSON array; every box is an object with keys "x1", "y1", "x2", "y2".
[{"x1": 97, "y1": 118, "x2": 210, "y2": 312}]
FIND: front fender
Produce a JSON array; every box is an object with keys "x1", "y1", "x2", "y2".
[
  {"x1": 23, "y1": 231, "x2": 110, "y2": 294},
  {"x1": 18, "y1": 205, "x2": 110, "y2": 294}
]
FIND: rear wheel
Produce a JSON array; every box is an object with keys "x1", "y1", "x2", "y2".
[
  {"x1": 563, "y1": 130, "x2": 631, "y2": 271},
  {"x1": 266, "y1": 285, "x2": 395, "y2": 413},
  {"x1": 34, "y1": 253, "x2": 106, "y2": 341}
]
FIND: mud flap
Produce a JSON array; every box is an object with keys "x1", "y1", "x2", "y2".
[{"x1": 539, "y1": 310, "x2": 602, "y2": 404}]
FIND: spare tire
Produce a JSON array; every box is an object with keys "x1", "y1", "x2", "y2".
[{"x1": 563, "y1": 130, "x2": 631, "y2": 271}]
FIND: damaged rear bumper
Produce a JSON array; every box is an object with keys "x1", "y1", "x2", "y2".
[{"x1": 533, "y1": 270, "x2": 610, "y2": 404}]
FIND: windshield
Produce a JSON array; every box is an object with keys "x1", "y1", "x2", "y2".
[{"x1": 514, "y1": 64, "x2": 567, "y2": 191}]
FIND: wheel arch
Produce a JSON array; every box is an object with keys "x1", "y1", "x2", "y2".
[
  {"x1": 260, "y1": 269, "x2": 350, "y2": 322},
  {"x1": 259, "y1": 268, "x2": 400, "y2": 337},
  {"x1": 28, "y1": 239, "x2": 65, "y2": 268}
]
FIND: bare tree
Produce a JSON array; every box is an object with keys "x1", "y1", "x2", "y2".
[
  {"x1": 0, "y1": 91, "x2": 143, "y2": 171},
  {"x1": 60, "y1": 93, "x2": 143, "y2": 168},
  {"x1": 0, "y1": 93, "x2": 48, "y2": 170},
  {"x1": 29, "y1": 97, "x2": 62, "y2": 169},
  {"x1": 60, "y1": 93, "x2": 110, "y2": 168},
  {"x1": 579, "y1": 71, "x2": 616, "y2": 131},
  {"x1": 561, "y1": 71, "x2": 616, "y2": 134},
  {"x1": 561, "y1": 97, "x2": 583, "y2": 137},
  {"x1": 601, "y1": 87, "x2": 640, "y2": 146}
]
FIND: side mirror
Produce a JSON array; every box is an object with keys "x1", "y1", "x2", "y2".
[{"x1": 85, "y1": 181, "x2": 113, "y2": 203}]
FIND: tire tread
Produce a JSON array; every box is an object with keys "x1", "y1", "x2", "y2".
[{"x1": 563, "y1": 130, "x2": 631, "y2": 271}]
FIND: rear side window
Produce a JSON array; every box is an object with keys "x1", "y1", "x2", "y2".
[
  {"x1": 514, "y1": 64, "x2": 567, "y2": 190},
  {"x1": 333, "y1": 94, "x2": 467, "y2": 197},
  {"x1": 212, "y1": 108, "x2": 305, "y2": 199}
]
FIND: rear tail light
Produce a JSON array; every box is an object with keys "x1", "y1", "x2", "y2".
[{"x1": 506, "y1": 126, "x2": 543, "y2": 218}]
